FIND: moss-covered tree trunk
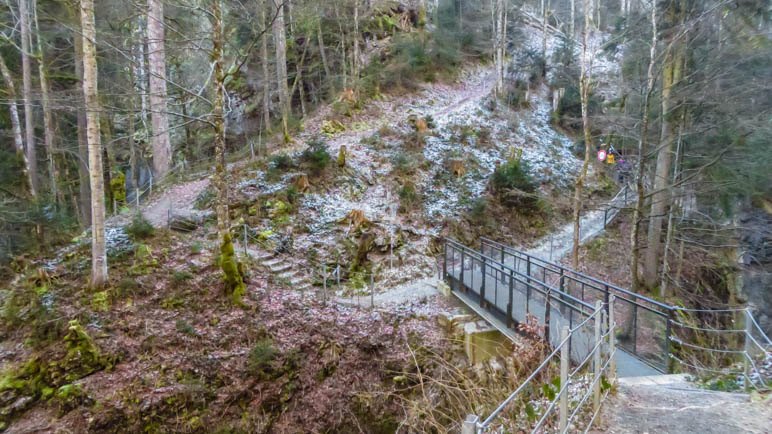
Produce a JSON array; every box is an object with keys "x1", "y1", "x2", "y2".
[{"x1": 211, "y1": 0, "x2": 245, "y2": 302}]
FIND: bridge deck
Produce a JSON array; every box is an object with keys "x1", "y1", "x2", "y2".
[
  {"x1": 445, "y1": 239, "x2": 664, "y2": 377},
  {"x1": 451, "y1": 285, "x2": 660, "y2": 377}
]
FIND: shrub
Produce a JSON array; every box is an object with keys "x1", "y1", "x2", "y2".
[
  {"x1": 489, "y1": 158, "x2": 539, "y2": 210},
  {"x1": 391, "y1": 152, "x2": 416, "y2": 177},
  {"x1": 300, "y1": 137, "x2": 331, "y2": 175},
  {"x1": 125, "y1": 213, "x2": 155, "y2": 241},
  {"x1": 269, "y1": 154, "x2": 294, "y2": 171},
  {"x1": 171, "y1": 270, "x2": 194, "y2": 286},
  {"x1": 398, "y1": 182, "x2": 422, "y2": 213},
  {"x1": 247, "y1": 338, "x2": 278, "y2": 379},
  {"x1": 504, "y1": 80, "x2": 531, "y2": 110}
]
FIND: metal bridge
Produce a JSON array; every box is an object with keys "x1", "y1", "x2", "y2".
[
  {"x1": 444, "y1": 237, "x2": 772, "y2": 378},
  {"x1": 445, "y1": 237, "x2": 771, "y2": 432},
  {"x1": 444, "y1": 238, "x2": 664, "y2": 377}
]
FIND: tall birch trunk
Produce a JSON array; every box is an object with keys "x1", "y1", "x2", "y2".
[
  {"x1": 148, "y1": 0, "x2": 171, "y2": 179},
  {"x1": 80, "y1": 0, "x2": 108, "y2": 287},
  {"x1": 570, "y1": 0, "x2": 575, "y2": 35},
  {"x1": 493, "y1": 0, "x2": 505, "y2": 96},
  {"x1": 571, "y1": 0, "x2": 593, "y2": 269},
  {"x1": 19, "y1": 0, "x2": 38, "y2": 196},
  {"x1": 0, "y1": 54, "x2": 36, "y2": 197},
  {"x1": 273, "y1": 0, "x2": 290, "y2": 143}
]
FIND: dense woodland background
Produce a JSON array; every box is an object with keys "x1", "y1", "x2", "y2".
[
  {"x1": 0, "y1": 0, "x2": 769, "y2": 288},
  {"x1": 0, "y1": 0, "x2": 772, "y2": 431}
]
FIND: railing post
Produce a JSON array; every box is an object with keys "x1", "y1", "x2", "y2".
[
  {"x1": 609, "y1": 295, "x2": 617, "y2": 381},
  {"x1": 442, "y1": 240, "x2": 447, "y2": 279},
  {"x1": 460, "y1": 250, "x2": 466, "y2": 291},
  {"x1": 665, "y1": 308, "x2": 673, "y2": 373},
  {"x1": 559, "y1": 325, "x2": 570, "y2": 433},
  {"x1": 526, "y1": 255, "x2": 531, "y2": 279},
  {"x1": 462, "y1": 414, "x2": 479, "y2": 434},
  {"x1": 507, "y1": 270, "x2": 514, "y2": 327},
  {"x1": 743, "y1": 308, "x2": 751, "y2": 392},
  {"x1": 603, "y1": 208, "x2": 608, "y2": 229},
  {"x1": 544, "y1": 290, "x2": 551, "y2": 341},
  {"x1": 604, "y1": 284, "x2": 610, "y2": 316},
  {"x1": 593, "y1": 300, "x2": 603, "y2": 414},
  {"x1": 632, "y1": 304, "x2": 638, "y2": 355},
  {"x1": 480, "y1": 256, "x2": 487, "y2": 307}
]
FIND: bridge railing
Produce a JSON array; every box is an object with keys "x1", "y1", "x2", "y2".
[
  {"x1": 480, "y1": 237, "x2": 673, "y2": 372},
  {"x1": 463, "y1": 299, "x2": 618, "y2": 434},
  {"x1": 445, "y1": 239, "x2": 607, "y2": 364}
]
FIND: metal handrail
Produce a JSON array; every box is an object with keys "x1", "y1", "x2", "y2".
[
  {"x1": 480, "y1": 237, "x2": 674, "y2": 313},
  {"x1": 446, "y1": 238, "x2": 595, "y2": 313},
  {"x1": 475, "y1": 303, "x2": 615, "y2": 433}
]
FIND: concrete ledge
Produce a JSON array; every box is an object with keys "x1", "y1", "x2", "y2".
[{"x1": 619, "y1": 374, "x2": 692, "y2": 387}]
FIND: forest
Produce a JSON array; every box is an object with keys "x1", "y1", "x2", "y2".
[{"x1": 0, "y1": 0, "x2": 770, "y2": 432}]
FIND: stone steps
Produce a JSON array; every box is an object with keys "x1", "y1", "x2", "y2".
[{"x1": 246, "y1": 245, "x2": 314, "y2": 293}]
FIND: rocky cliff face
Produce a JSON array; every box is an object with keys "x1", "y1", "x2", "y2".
[{"x1": 737, "y1": 209, "x2": 772, "y2": 335}]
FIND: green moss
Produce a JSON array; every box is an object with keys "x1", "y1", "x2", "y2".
[
  {"x1": 0, "y1": 321, "x2": 112, "y2": 424},
  {"x1": 219, "y1": 233, "x2": 246, "y2": 304},
  {"x1": 110, "y1": 172, "x2": 127, "y2": 205},
  {"x1": 91, "y1": 291, "x2": 110, "y2": 312}
]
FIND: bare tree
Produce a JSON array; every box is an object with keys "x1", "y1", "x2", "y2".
[
  {"x1": 80, "y1": 0, "x2": 107, "y2": 287},
  {"x1": 262, "y1": 1, "x2": 271, "y2": 130},
  {"x1": 571, "y1": 0, "x2": 593, "y2": 269},
  {"x1": 148, "y1": 0, "x2": 172, "y2": 179},
  {"x1": 73, "y1": 26, "x2": 91, "y2": 226},
  {"x1": 630, "y1": 1, "x2": 657, "y2": 293},
  {"x1": 18, "y1": 0, "x2": 37, "y2": 196},
  {"x1": 273, "y1": 0, "x2": 290, "y2": 142},
  {"x1": 643, "y1": 0, "x2": 686, "y2": 287},
  {"x1": 0, "y1": 53, "x2": 36, "y2": 197},
  {"x1": 32, "y1": 0, "x2": 57, "y2": 203}
]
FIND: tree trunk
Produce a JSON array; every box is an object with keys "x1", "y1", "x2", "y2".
[
  {"x1": 630, "y1": 3, "x2": 657, "y2": 293},
  {"x1": 571, "y1": 0, "x2": 593, "y2": 269},
  {"x1": 570, "y1": 0, "x2": 575, "y2": 36},
  {"x1": 273, "y1": 0, "x2": 290, "y2": 143},
  {"x1": 492, "y1": 0, "x2": 505, "y2": 96},
  {"x1": 0, "y1": 53, "x2": 36, "y2": 197},
  {"x1": 33, "y1": 0, "x2": 58, "y2": 204},
  {"x1": 19, "y1": 0, "x2": 38, "y2": 197},
  {"x1": 643, "y1": 2, "x2": 685, "y2": 288},
  {"x1": 317, "y1": 17, "x2": 331, "y2": 79},
  {"x1": 262, "y1": 4, "x2": 271, "y2": 130},
  {"x1": 352, "y1": 0, "x2": 361, "y2": 80},
  {"x1": 660, "y1": 122, "x2": 683, "y2": 297},
  {"x1": 148, "y1": 0, "x2": 171, "y2": 179},
  {"x1": 80, "y1": 0, "x2": 108, "y2": 287},
  {"x1": 74, "y1": 31, "x2": 91, "y2": 226},
  {"x1": 211, "y1": 0, "x2": 229, "y2": 238}
]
